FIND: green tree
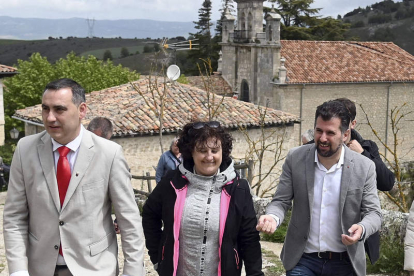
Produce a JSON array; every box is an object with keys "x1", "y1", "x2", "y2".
[
  {"x1": 187, "y1": 0, "x2": 216, "y2": 75},
  {"x1": 215, "y1": 0, "x2": 236, "y2": 37},
  {"x1": 265, "y1": 0, "x2": 351, "y2": 41},
  {"x1": 103, "y1": 50, "x2": 113, "y2": 61},
  {"x1": 143, "y1": 44, "x2": 154, "y2": 53},
  {"x1": 3, "y1": 52, "x2": 140, "y2": 135},
  {"x1": 120, "y1": 47, "x2": 130, "y2": 58}
]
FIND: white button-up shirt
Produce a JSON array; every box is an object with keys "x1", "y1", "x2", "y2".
[{"x1": 304, "y1": 146, "x2": 347, "y2": 253}]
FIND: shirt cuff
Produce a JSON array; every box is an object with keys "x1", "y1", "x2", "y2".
[
  {"x1": 10, "y1": 271, "x2": 30, "y2": 276},
  {"x1": 268, "y1": 214, "x2": 280, "y2": 228},
  {"x1": 358, "y1": 223, "x2": 366, "y2": 241}
]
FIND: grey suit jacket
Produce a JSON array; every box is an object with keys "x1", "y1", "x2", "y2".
[
  {"x1": 3, "y1": 128, "x2": 145, "y2": 276},
  {"x1": 266, "y1": 144, "x2": 382, "y2": 276}
]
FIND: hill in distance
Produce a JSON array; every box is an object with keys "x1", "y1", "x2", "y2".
[
  {"x1": 342, "y1": 0, "x2": 414, "y2": 55},
  {"x1": 0, "y1": 16, "x2": 196, "y2": 40}
]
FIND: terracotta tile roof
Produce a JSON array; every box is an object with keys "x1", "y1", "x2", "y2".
[
  {"x1": 13, "y1": 77, "x2": 299, "y2": 137},
  {"x1": 280, "y1": 40, "x2": 414, "y2": 84},
  {"x1": 186, "y1": 75, "x2": 233, "y2": 95},
  {"x1": 0, "y1": 64, "x2": 18, "y2": 74}
]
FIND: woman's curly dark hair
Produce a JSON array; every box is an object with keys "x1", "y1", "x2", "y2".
[{"x1": 177, "y1": 121, "x2": 233, "y2": 162}]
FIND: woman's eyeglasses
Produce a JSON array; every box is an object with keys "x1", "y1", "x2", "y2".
[{"x1": 191, "y1": 121, "x2": 221, "y2": 130}]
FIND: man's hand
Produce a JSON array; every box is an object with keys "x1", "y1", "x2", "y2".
[
  {"x1": 410, "y1": 271, "x2": 414, "y2": 276},
  {"x1": 256, "y1": 215, "x2": 277, "y2": 234},
  {"x1": 341, "y1": 224, "x2": 362, "y2": 246},
  {"x1": 346, "y1": 140, "x2": 364, "y2": 154}
]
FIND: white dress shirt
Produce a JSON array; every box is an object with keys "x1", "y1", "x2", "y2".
[{"x1": 304, "y1": 146, "x2": 347, "y2": 253}]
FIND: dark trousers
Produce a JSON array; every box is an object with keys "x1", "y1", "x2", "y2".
[
  {"x1": 286, "y1": 253, "x2": 356, "y2": 276},
  {"x1": 54, "y1": 265, "x2": 73, "y2": 276}
]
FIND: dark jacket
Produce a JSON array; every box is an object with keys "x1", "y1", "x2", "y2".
[
  {"x1": 351, "y1": 129, "x2": 395, "y2": 264},
  {"x1": 351, "y1": 129, "x2": 394, "y2": 191},
  {"x1": 142, "y1": 159, "x2": 264, "y2": 276}
]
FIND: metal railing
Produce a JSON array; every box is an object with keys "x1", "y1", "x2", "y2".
[{"x1": 233, "y1": 30, "x2": 251, "y2": 43}]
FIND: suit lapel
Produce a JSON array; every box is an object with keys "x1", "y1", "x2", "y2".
[
  {"x1": 306, "y1": 145, "x2": 316, "y2": 213},
  {"x1": 340, "y1": 147, "x2": 354, "y2": 213},
  {"x1": 61, "y1": 130, "x2": 95, "y2": 212},
  {"x1": 38, "y1": 133, "x2": 61, "y2": 212}
]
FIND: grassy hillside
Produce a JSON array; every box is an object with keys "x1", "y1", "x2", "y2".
[
  {"x1": 342, "y1": 0, "x2": 414, "y2": 55},
  {"x1": 0, "y1": 37, "x2": 158, "y2": 67}
]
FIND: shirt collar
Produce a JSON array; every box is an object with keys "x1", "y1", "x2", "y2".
[
  {"x1": 314, "y1": 144, "x2": 345, "y2": 171},
  {"x1": 52, "y1": 125, "x2": 84, "y2": 153}
]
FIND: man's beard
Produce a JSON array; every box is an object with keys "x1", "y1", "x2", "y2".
[{"x1": 317, "y1": 142, "x2": 342, "y2": 157}]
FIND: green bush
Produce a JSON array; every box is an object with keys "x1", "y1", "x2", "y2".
[
  {"x1": 0, "y1": 140, "x2": 17, "y2": 165},
  {"x1": 177, "y1": 74, "x2": 189, "y2": 84},
  {"x1": 261, "y1": 210, "x2": 291, "y2": 243},
  {"x1": 351, "y1": 20, "x2": 365, "y2": 28},
  {"x1": 366, "y1": 235, "x2": 407, "y2": 275}
]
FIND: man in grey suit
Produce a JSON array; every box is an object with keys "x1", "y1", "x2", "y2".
[
  {"x1": 257, "y1": 100, "x2": 382, "y2": 276},
  {"x1": 3, "y1": 78, "x2": 145, "y2": 276}
]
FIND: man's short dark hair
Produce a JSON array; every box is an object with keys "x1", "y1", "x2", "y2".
[
  {"x1": 87, "y1": 117, "x2": 113, "y2": 139},
  {"x1": 314, "y1": 100, "x2": 351, "y2": 133},
  {"x1": 335, "y1": 98, "x2": 356, "y2": 121},
  {"x1": 44, "y1": 78, "x2": 86, "y2": 106}
]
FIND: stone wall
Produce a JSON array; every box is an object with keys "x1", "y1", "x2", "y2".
[
  {"x1": 272, "y1": 82, "x2": 414, "y2": 162},
  {"x1": 114, "y1": 124, "x2": 297, "y2": 195}
]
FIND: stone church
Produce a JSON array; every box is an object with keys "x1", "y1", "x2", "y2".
[{"x1": 219, "y1": 0, "x2": 414, "y2": 162}]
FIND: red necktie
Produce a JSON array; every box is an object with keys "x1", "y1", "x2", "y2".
[{"x1": 57, "y1": 146, "x2": 71, "y2": 256}]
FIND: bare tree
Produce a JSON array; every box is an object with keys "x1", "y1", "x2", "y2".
[
  {"x1": 196, "y1": 58, "x2": 228, "y2": 120},
  {"x1": 360, "y1": 102, "x2": 414, "y2": 212},
  {"x1": 239, "y1": 101, "x2": 288, "y2": 197},
  {"x1": 130, "y1": 52, "x2": 169, "y2": 154}
]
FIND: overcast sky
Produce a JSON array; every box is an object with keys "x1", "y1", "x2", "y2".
[{"x1": 0, "y1": 0, "x2": 397, "y2": 22}]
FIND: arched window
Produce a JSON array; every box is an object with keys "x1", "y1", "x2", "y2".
[
  {"x1": 240, "y1": 13, "x2": 246, "y2": 30},
  {"x1": 240, "y1": 80, "x2": 250, "y2": 102},
  {"x1": 268, "y1": 25, "x2": 273, "y2": 41},
  {"x1": 248, "y1": 12, "x2": 253, "y2": 38}
]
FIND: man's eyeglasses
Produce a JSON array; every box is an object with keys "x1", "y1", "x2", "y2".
[{"x1": 192, "y1": 121, "x2": 221, "y2": 130}]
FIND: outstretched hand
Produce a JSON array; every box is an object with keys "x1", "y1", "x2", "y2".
[
  {"x1": 256, "y1": 215, "x2": 277, "y2": 234},
  {"x1": 341, "y1": 224, "x2": 362, "y2": 246}
]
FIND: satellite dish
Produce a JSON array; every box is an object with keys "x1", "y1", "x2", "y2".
[{"x1": 166, "y1": 65, "x2": 180, "y2": 81}]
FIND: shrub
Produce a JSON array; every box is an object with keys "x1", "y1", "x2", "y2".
[
  {"x1": 351, "y1": 20, "x2": 365, "y2": 28},
  {"x1": 177, "y1": 74, "x2": 189, "y2": 84},
  {"x1": 120, "y1": 47, "x2": 130, "y2": 58},
  {"x1": 366, "y1": 235, "x2": 406, "y2": 275},
  {"x1": 368, "y1": 14, "x2": 393, "y2": 24},
  {"x1": 103, "y1": 50, "x2": 113, "y2": 61}
]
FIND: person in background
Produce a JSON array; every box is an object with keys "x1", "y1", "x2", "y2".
[
  {"x1": 142, "y1": 121, "x2": 263, "y2": 276},
  {"x1": 155, "y1": 137, "x2": 182, "y2": 183},
  {"x1": 87, "y1": 116, "x2": 113, "y2": 140},
  {"x1": 302, "y1": 129, "x2": 314, "y2": 145},
  {"x1": 405, "y1": 200, "x2": 414, "y2": 276},
  {"x1": 3, "y1": 78, "x2": 144, "y2": 276},
  {"x1": 257, "y1": 100, "x2": 382, "y2": 276},
  {"x1": 335, "y1": 97, "x2": 395, "y2": 264},
  {"x1": 87, "y1": 117, "x2": 121, "y2": 234}
]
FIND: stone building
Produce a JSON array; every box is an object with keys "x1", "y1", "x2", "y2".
[
  {"x1": 0, "y1": 64, "x2": 18, "y2": 145},
  {"x1": 220, "y1": 0, "x2": 414, "y2": 162},
  {"x1": 13, "y1": 77, "x2": 299, "y2": 195}
]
